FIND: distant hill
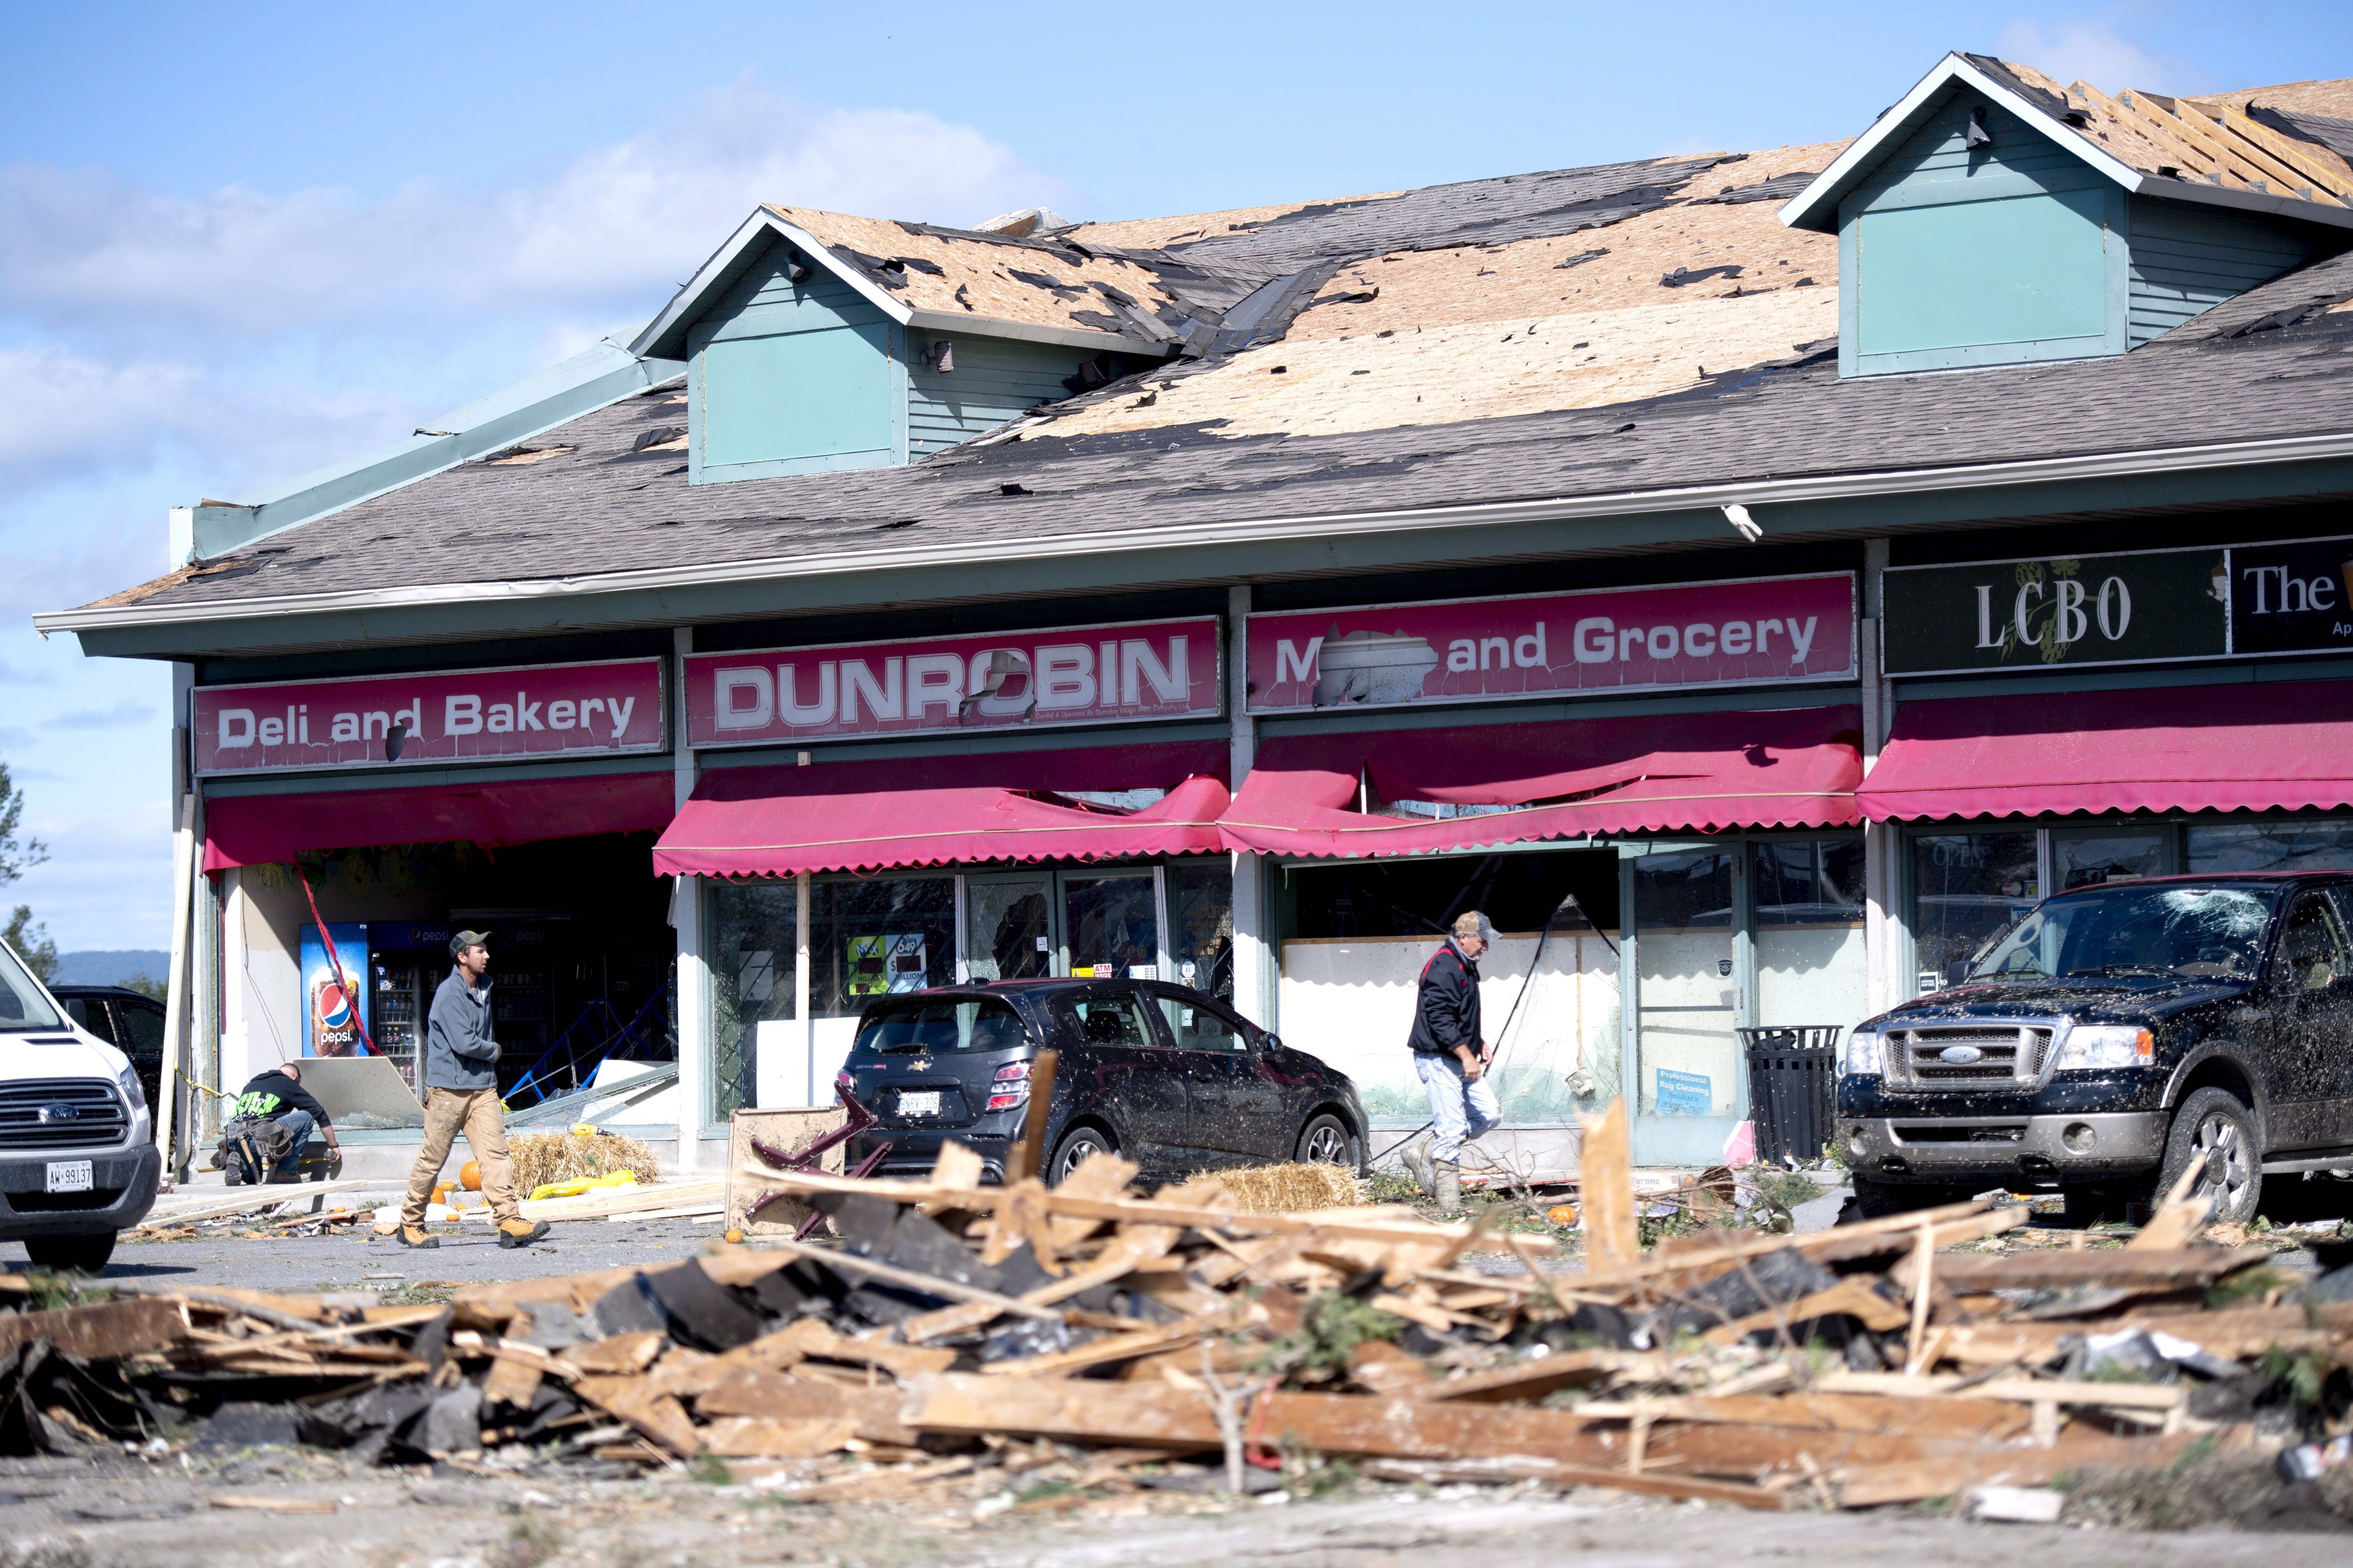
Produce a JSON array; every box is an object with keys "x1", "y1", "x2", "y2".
[{"x1": 52, "y1": 950, "x2": 171, "y2": 987}]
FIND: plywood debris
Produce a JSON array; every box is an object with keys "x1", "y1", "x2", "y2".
[{"x1": 7, "y1": 1119, "x2": 2348, "y2": 1524}]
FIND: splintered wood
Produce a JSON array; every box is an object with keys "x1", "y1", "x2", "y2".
[{"x1": 4, "y1": 1126, "x2": 2338, "y2": 1516}]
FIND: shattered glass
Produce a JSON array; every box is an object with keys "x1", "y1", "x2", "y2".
[{"x1": 1968, "y1": 883, "x2": 2282, "y2": 982}]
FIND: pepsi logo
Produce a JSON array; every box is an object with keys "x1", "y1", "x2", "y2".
[{"x1": 319, "y1": 984, "x2": 353, "y2": 1029}]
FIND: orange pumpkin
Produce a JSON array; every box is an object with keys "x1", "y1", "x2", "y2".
[{"x1": 460, "y1": 1160, "x2": 482, "y2": 1192}]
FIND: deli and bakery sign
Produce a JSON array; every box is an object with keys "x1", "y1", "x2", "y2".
[
  {"x1": 684, "y1": 616, "x2": 1223, "y2": 747},
  {"x1": 1882, "y1": 536, "x2": 2353, "y2": 676},
  {"x1": 192, "y1": 659, "x2": 666, "y2": 777},
  {"x1": 1245, "y1": 574, "x2": 1856, "y2": 714}
]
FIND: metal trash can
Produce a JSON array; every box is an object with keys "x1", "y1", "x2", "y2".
[{"x1": 1738, "y1": 1025, "x2": 1842, "y2": 1166}]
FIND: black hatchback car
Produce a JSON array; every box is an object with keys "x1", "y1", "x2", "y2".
[
  {"x1": 840, "y1": 978, "x2": 1366, "y2": 1185},
  {"x1": 1838, "y1": 872, "x2": 2353, "y2": 1224}
]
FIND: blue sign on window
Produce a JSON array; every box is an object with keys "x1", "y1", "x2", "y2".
[{"x1": 1654, "y1": 1069, "x2": 1714, "y2": 1116}]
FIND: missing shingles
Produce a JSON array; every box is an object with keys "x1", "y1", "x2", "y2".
[{"x1": 482, "y1": 445, "x2": 575, "y2": 466}]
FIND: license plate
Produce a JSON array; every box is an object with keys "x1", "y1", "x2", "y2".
[
  {"x1": 897, "y1": 1090, "x2": 941, "y2": 1118},
  {"x1": 45, "y1": 1160, "x2": 93, "y2": 1194}
]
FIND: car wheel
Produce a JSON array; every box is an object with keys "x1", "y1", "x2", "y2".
[
  {"x1": 1296, "y1": 1113, "x2": 1352, "y2": 1166},
  {"x1": 1843, "y1": 1175, "x2": 1972, "y2": 1222},
  {"x1": 2158, "y1": 1087, "x2": 2262, "y2": 1225},
  {"x1": 24, "y1": 1231, "x2": 116, "y2": 1273},
  {"x1": 1048, "y1": 1125, "x2": 1117, "y2": 1187}
]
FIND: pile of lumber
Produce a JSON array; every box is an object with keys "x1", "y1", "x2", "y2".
[{"x1": 4, "y1": 1121, "x2": 2350, "y2": 1522}]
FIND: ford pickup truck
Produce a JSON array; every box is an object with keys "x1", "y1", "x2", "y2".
[
  {"x1": 1837, "y1": 872, "x2": 2353, "y2": 1224},
  {"x1": 0, "y1": 938, "x2": 159, "y2": 1270}
]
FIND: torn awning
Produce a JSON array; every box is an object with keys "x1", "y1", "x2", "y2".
[
  {"x1": 1857, "y1": 679, "x2": 2353, "y2": 821},
  {"x1": 652, "y1": 740, "x2": 1230, "y2": 878},
  {"x1": 1218, "y1": 707, "x2": 1862, "y2": 859},
  {"x1": 203, "y1": 771, "x2": 677, "y2": 872}
]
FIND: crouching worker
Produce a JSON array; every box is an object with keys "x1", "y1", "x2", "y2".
[
  {"x1": 395, "y1": 930, "x2": 549, "y2": 1251},
  {"x1": 218, "y1": 1060, "x2": 340, "y2": 1184},
  {"x1": 1403, "y1": 910, "x2": 1503, "y2": 1211}
]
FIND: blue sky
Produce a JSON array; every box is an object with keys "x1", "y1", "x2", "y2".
[{"x1": 3, "y1": 1, "x2": 2349, "y2": 950}]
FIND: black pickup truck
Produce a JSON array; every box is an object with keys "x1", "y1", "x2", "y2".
[{"x1": 1837, "y1": 872, "x2": 2353, "y2": 1224}]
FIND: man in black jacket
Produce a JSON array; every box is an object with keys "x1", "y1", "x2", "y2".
[
  {"x1": 1403, "y1": 911, "x2": 1502, "y2": 1211},
  {"x1": 222, "y1": 1061, "x2": 340, "y2": 1184}
]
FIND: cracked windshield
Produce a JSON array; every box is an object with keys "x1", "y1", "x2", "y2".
[{"x1": 1967, "y1": 884, "x2": 2282, "y2": 982}]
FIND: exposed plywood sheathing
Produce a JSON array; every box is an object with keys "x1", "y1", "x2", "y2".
[
  {"x1": 2188, "y1": 77, "x2": 2353, "y2": 124},
  {"x1": 1041, "y1": 287, "x2": 1839, "y2": 442},
  {"x1": 766, "y1": 205, "x2": 1187, "y2": 341}
]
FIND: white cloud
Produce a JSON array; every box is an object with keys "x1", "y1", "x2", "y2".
[
  {"x1": 1992, "y1": 16, "x2": 2212, "y2": 97},
  {"x1": 0, "y1": 78, "x2": 1071, "y2": 342},
  {"x1": 47, "y1": 700, "x2": 156, "y2": 731}
]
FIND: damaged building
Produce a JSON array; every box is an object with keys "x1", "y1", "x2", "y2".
[{"x1": 37, "y1": 50, "x2": 2353, "y2": 1177}]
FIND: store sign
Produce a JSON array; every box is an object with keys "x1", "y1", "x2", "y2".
[
  {"x1": 2230, "y1": 538, "x2": 2353, "y2": 656},
  {"x1": 192, "y1": 658, "x2": 666, "y2": 777},
  {"x1": 685, "y1": 616, "x2": 1223, "y2": 748},
  {"x1": 1245, "y1": 574, "x2": 1855, "y2": 714},
  {"x1": 1882, "y1": 536, "x2": 2353, "y2": 676}
]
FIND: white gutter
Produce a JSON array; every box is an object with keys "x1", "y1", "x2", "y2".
[{"x1": 35, "y1": 426, "x2": 2353, "y2": 636}]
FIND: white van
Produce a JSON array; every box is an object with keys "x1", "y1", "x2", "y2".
[{"x1": 0, "y1": 938, "x2": 159, "y2": 1271}]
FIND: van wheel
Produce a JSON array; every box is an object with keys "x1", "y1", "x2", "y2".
[
  {"x1": 2158, "y1": 1087, "x2": 2262, "y2": 1225},
  {"x1": 1048, "y1": 1125, "x2": 1117, "y2": 1187},
  {"x1": 1296, "y1": 1114, "x2": 1352, "y2": 1166},
  {"x1": 24, "y1": 1232, "x2": 116, "y2": 1273},
  {"x1": 1844, "y1": 1176, "x2": 1971, "y2": 1222}
]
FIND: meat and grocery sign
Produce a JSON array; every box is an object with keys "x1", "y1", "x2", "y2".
[
  {"x1": 685, "y1": 616, "x2": 1223, "y2": 747},
  {"x1": 192, "y1": 659, "x2": 666, "y2": 777},
  {"x1": 1246, "y1": 574, "x2": 1856, "y2": 713}
]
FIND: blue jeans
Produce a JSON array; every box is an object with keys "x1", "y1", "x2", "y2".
[
  {"x1": 272, "y1": 1110, "x2": 315, "y2": 1177},
  {"x1": 1415, "y1": 1052, "x2": 1501, "y2": 1163}
]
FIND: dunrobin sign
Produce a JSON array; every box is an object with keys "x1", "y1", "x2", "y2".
[{"x1": 1881, "y1": 537, "x2": 2353, "y2": 676}]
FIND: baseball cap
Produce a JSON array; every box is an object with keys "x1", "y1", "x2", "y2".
[
  {"x1": 1451, "y1": 911, "x2": 1498, "y2": 942},
  {"x1": 449, "y1": 929, "x2": 492, "y2": 957}
]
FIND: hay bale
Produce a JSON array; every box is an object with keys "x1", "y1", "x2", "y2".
[
  {"x1": 509, "y1": 1130, "x2": 661, "y2": 1196},
  {"x1": 1187, "y1": 1161, "x2": 1364, "y2": 1215}
]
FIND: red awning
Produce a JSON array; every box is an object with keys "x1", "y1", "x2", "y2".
[
  {"x1": 1859, "y1": 679, "x2": 2353, "y2": 822},
  {"x1": 1218, "y1": 706, "x2": 1862, "y2": 859},
  {"x1": 203, "y1": 771, "x2": 678, "y2": 872},
  {"x1": 652, "y1": 740, "x2": 1230, "y2": 878}
]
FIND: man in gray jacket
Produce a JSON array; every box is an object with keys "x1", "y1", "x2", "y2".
[{"x1": 395, "y1": 931, "x2": 549, "y2": 1249}]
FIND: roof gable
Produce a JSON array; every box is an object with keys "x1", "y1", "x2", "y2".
[{"x1": 1781, "y1": 52, "x2": 2353, "y2": 236}]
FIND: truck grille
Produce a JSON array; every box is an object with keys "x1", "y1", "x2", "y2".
[
  {"x1": 0, "y1": 1078, "x2": 130, "y2": 1149},
  {"x1": 1885, "y1": 1025, "x2": 2056, "y2": 1089}
]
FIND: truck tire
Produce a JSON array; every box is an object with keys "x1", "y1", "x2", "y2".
[
  {"x1": 2156, "y1": 1087, "x2": 2262, "y2": 1225},
  {"x1": 1844, "y1": 1175, "x2": 1972, "y2": 1221},
  {"x1": 23, "y1": 1231, "x2": 116, "y2": 1273}
]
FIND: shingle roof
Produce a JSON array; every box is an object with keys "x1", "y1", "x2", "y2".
[{"x1": 62, "y1": 60, "x2": 2353, "y2": 626}]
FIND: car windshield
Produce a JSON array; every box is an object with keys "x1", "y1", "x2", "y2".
[
  {"x1": 853, "y1": 997, "x2": 1029, "y2": 1054},
  {"x1": 0, "y1": 942, "x2": 66, "y2": 1032},
  {"x1": 1967, "y1": 883, "x2": 2282, "y2": 983}
]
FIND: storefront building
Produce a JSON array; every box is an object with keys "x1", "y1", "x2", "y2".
[{"x1": 38, "y1": 51, "x2": 2353, "y2": 1171}]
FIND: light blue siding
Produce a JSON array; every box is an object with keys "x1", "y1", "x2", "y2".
[
  {"x1": 2127, "y1": 198, "x2": 2318, "y2": 346},
  {"x1": 907, "y1": 335, "x2": 1101, "y2": 456},
  {"x1": 1841, "y1": 91, "x2": 2126, "y2": 377},
  {"x1": 688, "y1": 239, "x2": 904, "y2": 482},
  {"x1": 1857, "y1": 186, "x2": 2109, "y2": 356}
]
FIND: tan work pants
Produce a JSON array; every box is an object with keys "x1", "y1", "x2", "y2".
[{"x1": 401, "y1": 1087, "x2": 519, "y2": 1226}]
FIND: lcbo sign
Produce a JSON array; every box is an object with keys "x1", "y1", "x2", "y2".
[
  {"x1": 192, "y1": 659, "x2": 666, "y2": 777},
  {"x1": 1245, "y1": 574, "x2": 1856, "y2": 713},
  {"x1": 683, "y1": 617, "x2": 1225, "y2": 747}
]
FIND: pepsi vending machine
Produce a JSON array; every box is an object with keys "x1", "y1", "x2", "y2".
[{"x1": 299, "y1": 923, "x2": 373, "y2": 1057}]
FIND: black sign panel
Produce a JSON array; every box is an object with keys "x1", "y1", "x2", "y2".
[
  {"x1": 2230, "y1": 539, "x2": 2353, "y2": 656},
  {"x1": 1882, "y1": 547, "x2": 2229, "y2": 676}
]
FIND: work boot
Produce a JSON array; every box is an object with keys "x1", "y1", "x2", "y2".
[
  {"x1": 1433, "y1": 1160, "x2": 1461, "y2": 1213},
  {"x1": 395, "y1": 1225, "x2": 439, "y2": 1249},
  {"x1": 497, "y1": 1219, "x2": 552, "y2": 1249},
  {"x1": 1403, "y1": 1133, "x2": 1437, "y2": 1196}
]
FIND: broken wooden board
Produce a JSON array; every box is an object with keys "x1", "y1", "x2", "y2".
[
  {"x1": 1894, "y1": 1246, "x2": 2270, "y2": 1290},
  {"x1": 0, "y1": 1297, "x2": 190, "y2": 1361},
  {"x1": 1578, "y1": 1098, "x2": 1638, "y2": 1270}
]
